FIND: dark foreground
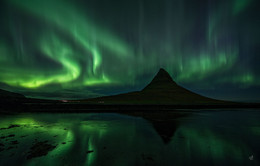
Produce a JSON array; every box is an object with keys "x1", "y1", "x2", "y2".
[
  {"x1": 0, "y1": 109, "x2": 260, "y2": 166},
  {"x1": 1, "y1": 98, "x2": 260, "y2": 114}
]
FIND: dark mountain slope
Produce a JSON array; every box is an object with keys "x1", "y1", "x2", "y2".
[
  {"x1": 84, "y1": 68, "x2": 229, "y2": 105},
  {"x1": 0, "y1": 89, "x2": 25, "y2": 100}
]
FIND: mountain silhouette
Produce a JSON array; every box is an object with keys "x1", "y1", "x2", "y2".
[
  {"x1": 0, "y1": 89, "x2": 25, "y2": 100},
  {"x1": 0, "y1": 89, "x2": 26, "y2": 111},
  {"x1": 143, "y1": 68, "x2": 177, "y2": 90},
  {"x1": 86, "y1": 68, "x2": 226, "y2": 105}
]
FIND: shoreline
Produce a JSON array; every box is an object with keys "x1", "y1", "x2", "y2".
[{"x1": 1, "y1": 102, "x2": 260, "y2": 114}]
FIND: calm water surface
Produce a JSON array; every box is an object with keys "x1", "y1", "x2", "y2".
[{"x1": 0, "y1": 109, "x2": 259, "y2": 166}]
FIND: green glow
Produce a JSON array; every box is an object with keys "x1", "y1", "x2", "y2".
[
  {"x1": 0, "y1": 0, "x2": 133, "y2": 89},
  {"x1": 0, "y1": 0, "x2": 259, "y2": 99},
  {"x1": 84, "y1": 73, "x2": 111, "y2": 86},
  {"x1": 233, "y1": 0, "x2": 253, "y2": 15},
  {"x1": 235, "y1": 73, "x2": 255, "y2": 84},
  {"x1": 250, "y1": 127, "x2": 260, "y2": 135},
  {"x1": 173, "y1": 126, "x2": 249, "y2": 163},
  {"x1": 176, "y1": 51, "x2": 238, "y2": 81},
  {"x1": 86, "y1": 137, "x2": 96, "y2": 166},
  {"x1": 218, "y1": 73, "x2": 258, "y2": 86},
  {"x1": 0, "y1": 113, "x2": 258, "y2": 165}
]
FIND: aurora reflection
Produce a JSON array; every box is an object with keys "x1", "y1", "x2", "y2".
[{"x1": 0, "y1": 111, "x2": 259, "y2": 165}]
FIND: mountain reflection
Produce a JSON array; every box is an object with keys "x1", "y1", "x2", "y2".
[
  {"x1": 136, "y1": 111, "x2": 188, "y2": 144},
  {"x1": 0, "y1": 111, "x2": 259, "y2": 166}
]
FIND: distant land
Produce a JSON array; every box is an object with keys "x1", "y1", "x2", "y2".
[
  {"x1": 0, "y1": 88, "x2": 25, "y2": 99},
  {"x1": 0, "y1": 68, "x2": 260, "y2": 112},
  {"x1": 81, "y1": 68, "x2": 230, "y2": 105}
]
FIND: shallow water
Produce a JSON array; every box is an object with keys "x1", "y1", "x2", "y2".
[{"x1": 0, "y1": 109, "x2": 259, "y2": 166}]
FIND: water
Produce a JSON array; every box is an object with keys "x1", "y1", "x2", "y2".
[{"x1": 0, "y1": 110, "x2": 259, "y2": 166}]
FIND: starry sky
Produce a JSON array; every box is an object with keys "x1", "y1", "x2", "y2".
[{"x1": 0, "y1": 0, "x2": 260, "y2": 101}]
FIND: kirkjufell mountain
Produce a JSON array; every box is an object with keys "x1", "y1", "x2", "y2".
[
  {"x1": 0, "y1": 89, "x2": 25, "y2": 103},
  {"x1": 85, "y1": 68, "x2": 227, "y2": 105},
  {"x1": 0, "y1": 89, "x2": 25, "y2": 99}
]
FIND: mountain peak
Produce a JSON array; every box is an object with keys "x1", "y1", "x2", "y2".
[
  {"x1": 156, "y1": 68, "x2": 175, "y2": 82},
  {"x1": 85, "y1": 68, "x2": 228, "y2": 105},
  {"x1": 142, "y1": 68, "x2": 176, "y2": 91}
]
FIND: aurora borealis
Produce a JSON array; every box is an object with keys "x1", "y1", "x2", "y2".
[{"x1": 0, "y1": 0, "x2": 260, "y2": 100}]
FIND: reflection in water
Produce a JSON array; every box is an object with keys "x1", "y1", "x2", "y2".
[
  {"x1": 0, "y1": 110, "x2": 259, "y2": 166},
  {"x1": 150, "y1": 119, "x2": 179, "y2": 144}
]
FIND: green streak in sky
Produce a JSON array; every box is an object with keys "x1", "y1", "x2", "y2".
[
  {"x1": 177, "y1": 51, "x2": 238, "y2": 82},
  {"x1": 3, "y1": 0, "x2": 133, "y2": 88},
  {"x1": 250, "y1": 127, "x2": 260, "y2": 135},
  {"x1": 218, "y1": 73, "x2": 259, "y2": 87},
  {"x1": 0, "y1": 0, "x2": 258, "y2": 98},
  {"x1": 233, "y1": 0, "x2": 253, "y2": 15}
]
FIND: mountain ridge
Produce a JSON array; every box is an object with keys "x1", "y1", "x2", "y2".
[
  {"x1": 84, "y1": 68, "x2": 228, "y2": 105},
  {"x1": 0, "y1": 89, "x2": 25, "y2": 99}
]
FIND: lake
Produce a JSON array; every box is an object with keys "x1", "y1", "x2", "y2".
[{"x1": 0, "y1": 109, "x2": 259, "y2": 166}]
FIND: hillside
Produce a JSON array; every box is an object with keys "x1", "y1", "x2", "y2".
[{"x1": 84, "y1": 68, "x2": 229, "y2": 105}]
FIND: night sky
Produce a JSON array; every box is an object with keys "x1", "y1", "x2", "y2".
[{"x1": 0, "y1": 0, "x2": 260, "y2": 101}]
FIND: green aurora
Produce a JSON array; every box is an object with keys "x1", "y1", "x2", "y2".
[{"x1": 0, "y1": 0, "x2": 260, "y2": 100}]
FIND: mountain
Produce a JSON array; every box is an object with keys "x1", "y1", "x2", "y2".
[
  {"x1": 0, "y1": 89, "x2": 25, "y2": 100},
  {"x1": 0, "y1": 89, "x2": 26, "y2": 111},
  {"x1": 85, "y1": 68, "x2": 228, "y2": 105}
]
